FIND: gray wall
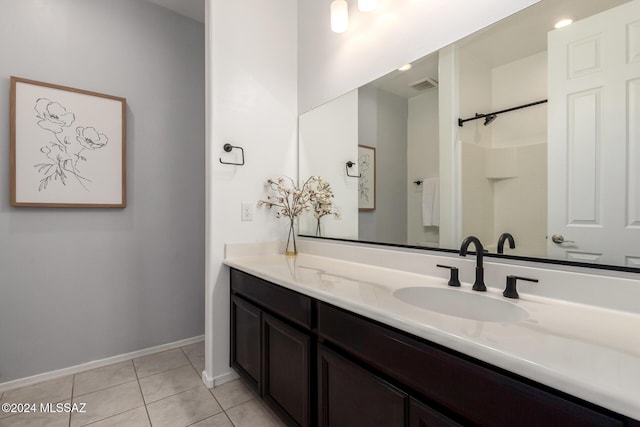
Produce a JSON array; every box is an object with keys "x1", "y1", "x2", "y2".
[
  {"x1": 358, "y1": 86, "x2": 408, "y2": 244},
  {"x1": 358, "y1": 85, "x2": 378, "y2": 242},
  {"x1": 0, "y1": 0, "x2": 205, "y2": 383}
]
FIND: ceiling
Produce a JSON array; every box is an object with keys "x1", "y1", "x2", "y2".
[
  {"x1": 370, "y1": 0, "x2": 629, "y2": 99},
  {"x1": 145, "y1": 0, "x2": 205, "y2": 23}
]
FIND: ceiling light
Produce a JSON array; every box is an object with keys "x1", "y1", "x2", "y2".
[
  {"x1": 398, "y1": 64, "x2": 412, "y2": 71},
  {"x1": 358, "y1": 0, "x2": 378, "y2": 12},
  {"x1": 554, "y1": 18, "x2": 573, "y2": 29},
  {"x1": 331, "y1": 0, "x2": 349, "y2": 33}
]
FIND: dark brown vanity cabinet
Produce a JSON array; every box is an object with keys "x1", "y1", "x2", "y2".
[
  {"x1": 230, "y1": 269, "x2": 312, "y2": 427},
  {"x1": 318, "y1": 344, "x2": 407, "y2": 427},
  {"x1": 263, "y1": 313, "x2": 311, "y2": 427},
  {"x1": 230, "y1": 295, "x2": 261, "y2": 390},
  {"x1": 230, "y1": 268, "x2": 638, "y2": 427}
]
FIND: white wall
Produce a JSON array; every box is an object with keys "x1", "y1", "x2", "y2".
[
  {"x1": 407, "y1": 90, "x2": 440, "y2": 245},
  {"x1": 491, "y1": 52, "x2": 547, "y2": 147},
  {"x1": 299, "y1": 91, "x2": 359, "y2": 239},
  {"x1": 457, "y1": 50, "x2": 547, "y2": 254},
  {"x1": 205, "y1": 0, "x2": 298, "y2": 385},
  {"x1": 298, "y1": 0, "x2": 540, "y2": 113},
  {"x1": 491, "y1": 52, "x2": 547, "y2": 255},
  {"x1": 458, "y1": 46, "x2": 495, "y2": 244},
  {"x1": 0, "y1": 0, "x2": 205, "y2": 384}
]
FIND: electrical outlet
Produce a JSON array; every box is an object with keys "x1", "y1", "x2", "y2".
[{"x1": 241, "y1": 202, "x2": 253, "y2": 221}]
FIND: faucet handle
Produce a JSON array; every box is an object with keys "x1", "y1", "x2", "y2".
[
  {"x1": 503, "y1": 275, "x2": 538, "y2": 299},
  {"x1": 436, "y1": 264, "x2": 461, "y2": 287}
]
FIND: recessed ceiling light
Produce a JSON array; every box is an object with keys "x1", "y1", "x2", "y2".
[
  {"x1": 398, "y1": 64, "x2": 412, "y2": 71},
  {"x1": 554, "y1": 18, "x2": 573, "y2": 29}
]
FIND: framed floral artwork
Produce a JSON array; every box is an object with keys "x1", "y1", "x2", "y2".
[
  {"x1": 10, "y1": 76, "x2": 126, "y2": 207},
  {"x1": 358, "y1": 145, "x2": 375, "y2": 211}
]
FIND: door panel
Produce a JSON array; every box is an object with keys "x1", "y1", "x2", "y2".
[
  {"x1": 230, "y1": 295, "x2": 261, "y2": 392},
  {"x1": 263, "y1": 313, "x2": 311, "y2": 427},
  {"x1": 548, "y1": 1, "x2": 640, "y2": 264},
  {"x1": 318, "y1": 344, "x2": 406, "y2": 427}
]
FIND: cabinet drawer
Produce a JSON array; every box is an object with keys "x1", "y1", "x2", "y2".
[
  {"x1": 317, "y1": 302, "x2": 623, "y2": 427},
  {"x1": 231, "y1": 269, "x2": 312, "y2": 329}
]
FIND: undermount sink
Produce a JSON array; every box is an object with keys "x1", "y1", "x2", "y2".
[{"x1": 393, "y1": 287, "x2": 529, "y2": 323}]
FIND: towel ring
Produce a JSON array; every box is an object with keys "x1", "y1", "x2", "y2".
[
  {"x1": 219, "y1": 143, "x2": 245, "y2": 166},
  {"x1": 346, "y1": 161, "x2": 361, "y2": 178}
]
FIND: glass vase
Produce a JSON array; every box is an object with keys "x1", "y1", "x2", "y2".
[
  {"x1": 315, "y1": 217, "x2": 322, "y2": 237},
  {"x1": 285, "y1": 219, "x2": 297, "y2": 256}
]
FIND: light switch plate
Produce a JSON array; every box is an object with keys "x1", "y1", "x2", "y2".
[{"x1": 241, "y1": 202, "x2": 253, "y2": 221}]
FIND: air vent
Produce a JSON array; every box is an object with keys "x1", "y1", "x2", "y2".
[{"x1": 409, "y1": 77, "x2": 438, "y2": 91}]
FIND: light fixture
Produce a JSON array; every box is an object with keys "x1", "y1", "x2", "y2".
[
  {"x1": 331, "y1": 0, "x2": 349, "y2": 33},
  {"x1": 554, "y1": 18, "x2": 573, "y2": 29},
  {"x1": 398, "y1": 64, "x2": 412, "y2": 71},
  {"x1": 358, "y1": 0, "x2": 378, "y2": 12}
]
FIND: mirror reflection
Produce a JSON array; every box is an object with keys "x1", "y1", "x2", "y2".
[{"x1": 299, "y1": 0, "x2": 640, "y2": 270}]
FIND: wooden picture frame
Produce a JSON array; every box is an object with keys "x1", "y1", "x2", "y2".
[
  {"x1": 358, "y1": 145, "x2": 376, "y2": 211},
  {"x1": 10, "y1": 76, "x2": 126, "y2": 207}
]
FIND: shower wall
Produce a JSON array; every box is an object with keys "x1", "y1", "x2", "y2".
[{"x1": 459, "y1": 50, "x2": 547, "y2": 254}]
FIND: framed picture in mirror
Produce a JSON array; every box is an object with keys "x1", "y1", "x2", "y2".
[{"x1": 358, "y1": 145, "x2": 375, "y2": 211}]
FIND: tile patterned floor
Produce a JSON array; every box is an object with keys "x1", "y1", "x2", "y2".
[{"x1": 0, "y1": 342, "x2": 285, "y2": 427}]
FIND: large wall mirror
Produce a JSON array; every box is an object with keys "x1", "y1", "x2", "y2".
[{"x1": 299, "y1": 0, "x2": 640, "y2": 272}]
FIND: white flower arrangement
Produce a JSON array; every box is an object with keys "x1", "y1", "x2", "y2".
[
  {"x1": 307, "y1": 178, "x2": 339, "y2": 236},
  {"x1": 258, "y1": 176, "x2": 339, "y2": 253},
  {"x1": 258, "y1": 176, "x2": 316, "y2": 220}
]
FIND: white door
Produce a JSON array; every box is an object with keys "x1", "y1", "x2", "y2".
[{"x1": 547, "y1": 0, "x2": 640, "y2": 267}]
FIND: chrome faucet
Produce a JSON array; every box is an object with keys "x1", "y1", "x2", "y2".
[
  {"x1": 459, "y1": 236, "x2": 487, "y2": 291},
  {"x1": 497, "y1": 232, "x2": 515, "y2": 254}
]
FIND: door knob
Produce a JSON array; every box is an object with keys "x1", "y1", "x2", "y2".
[{"x1": 551, "y1": 234, "x2": 575, "y2": 244}]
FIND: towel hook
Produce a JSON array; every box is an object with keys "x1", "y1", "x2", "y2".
[
  {"x1": 345, "y1": 161, "x2": 361, "y2": 178},
  {"x1": 219, "y1": 143, "x2": 245, "y2": 166},
  {"x1": 414, "y1": 180, "x2": 423, "y2": 185}
]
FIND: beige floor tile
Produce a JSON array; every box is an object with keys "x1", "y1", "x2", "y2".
[
  {"x1": 133, "y1": 348, "x2": 190, "y2": 378},
  {"x1": 146, "y1": 386, "x2": 221, "y2": 427},
  {"x1": 211, "y1": 379, "x2": 256, "y2": 410},
  {"x1": 225, "y1": 399, "x2": 286, "y2": 427},
  {"x1": 190, "y1": 412, "x2": 234, "y2": 427},
  {"x1": 73, "y1": 361, "x2": 137, "y2": 397},
  {"x1": 0, "y1": 375, "x2": 73, "y2": 420},
  {"x1": 182, "y1": 342, "x2": 205, "y2": 374},
  {"x1": 84, "y1": 406, "x2": 150, "y2": 427},
  {"x1": 138, "y1": 365, "x2": 202, "y2": 404},
  {"x1": 0, "y1": 407, "x2": 70, "y2": 427},
  {"x1": 69, "y1": 381, "x2": 143, "y2": 427}
]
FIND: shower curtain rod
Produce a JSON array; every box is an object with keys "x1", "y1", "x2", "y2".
[{"x1": 458, "y1": 99, "x2": 547, "y2": 127}]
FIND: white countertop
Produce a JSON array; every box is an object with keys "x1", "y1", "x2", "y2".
[{"x1": 224, "y1": 251, "x2": 640, "y2": 420}]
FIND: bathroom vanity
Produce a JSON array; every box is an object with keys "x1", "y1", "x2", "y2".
[{"x1": 224, "y1": 243, "x2": 640, "y2": 427}]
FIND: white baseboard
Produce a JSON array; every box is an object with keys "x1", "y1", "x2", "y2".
[
  {"x1": 0, "y1": 335, "x2": 204, "y2": 393},
  {"x1": 202, "y1": 369, "x2": 239, "y2": 388}
]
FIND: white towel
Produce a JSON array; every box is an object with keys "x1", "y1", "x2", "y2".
[{"x1": 422, "y1": 177, "x2": 440, "y2": 226}]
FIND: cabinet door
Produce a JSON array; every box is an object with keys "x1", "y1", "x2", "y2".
[
  {"x1": 318, "y1": 344, "x2": 406, "y2": 427},
  {"x1": 263, "y1": 313, "x2": 311, "y2": 427},
  {"x1": 409, "y1": 398, "x2": 462, "y2": 427},
  {"x1": 230, "y1": 295, "x2": 261, "y2": 392}
]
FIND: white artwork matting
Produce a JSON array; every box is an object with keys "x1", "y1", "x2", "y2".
[{"x1": 11, "y1": 77, "x2": 126, "y2": 207}]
